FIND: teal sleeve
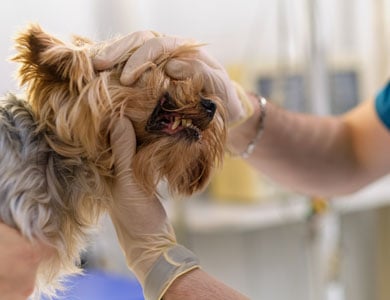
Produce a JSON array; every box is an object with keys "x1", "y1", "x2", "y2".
[{"x1": 375, "y1": 81, "x2": 390, "y2": 130}]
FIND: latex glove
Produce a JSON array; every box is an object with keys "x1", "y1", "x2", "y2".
[
  {"x1": 93, "y1": 33, "x2": 253, "y2": 127},
  {"x1": 0, "y1": 222, "x2": 52, "y2": 300},
  {"x1": 92, "y1": 30, "x2": 160, "y2": 71},
  {"x1": 109, "y1": 117, "x2": 199, "y2": 300}
]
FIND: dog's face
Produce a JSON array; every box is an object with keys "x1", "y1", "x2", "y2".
[
  {"x1": 125, "y1": 65, "x2": 227, "y2": 196},
  {"x1": 13, "y1": 25, "x2": 227, "y2": 196}
]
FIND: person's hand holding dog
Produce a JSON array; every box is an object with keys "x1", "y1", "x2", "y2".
[
  {"x1": 95, "y1": 31, "x2": 251, "y2": 299},
  {"x1": 92, "y1": 30, "x2": 160, "y2": 70},
  {"x1": 92, "y1": 33, "x2": 253, "y2": 127},
  {"x1": 109, "y1": 117, "x2": 199, "y2": 300}
]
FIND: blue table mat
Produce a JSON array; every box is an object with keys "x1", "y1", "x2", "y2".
[{"x1": 44, "y1": 269, "x2": 144, "y2": 300}]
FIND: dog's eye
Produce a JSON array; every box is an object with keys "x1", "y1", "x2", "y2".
[
  {"x1": 161, "y1": 102, "x2": 176, "y2": 111},
  {"x1": 160, "y1": 93, "x2": 177, "y2": 111}
]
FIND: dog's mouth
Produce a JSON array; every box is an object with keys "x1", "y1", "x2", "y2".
[{"x1": 146, "y1": 93, "x2": 216, "y2": 141}]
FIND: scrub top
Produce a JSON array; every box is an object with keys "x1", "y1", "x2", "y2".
[{"x1": 375, "y1": 81, "x2": 390, "y2": 129}]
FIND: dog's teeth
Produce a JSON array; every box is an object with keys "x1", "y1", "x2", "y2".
[
  {"x1": 172, "y1": 117, "x2": 181, "y2": 130},
  {"x1": 181, "y1": 119, "x2": 192, "y2": 127}
]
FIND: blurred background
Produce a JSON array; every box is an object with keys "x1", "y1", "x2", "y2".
[{"x1": 2, "y1": 1, "x2": 390, "y2": 299}]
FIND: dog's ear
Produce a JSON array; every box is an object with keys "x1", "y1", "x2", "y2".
[
  {"x1": 71, "y1": 35, "x2": 93, "y2": 47},
  {"x1": 12, "y1": 24, "x2": 94, "y2": 93}
]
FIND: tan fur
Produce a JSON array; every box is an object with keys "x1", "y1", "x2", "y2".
[
  {"x1": 13, "y1": 24, "x2": 227, "y2": 196},
  {"x1": 0, "y1": 95, "x2": 104, "y2": 298},
  {"x1": 4, "y1": 24, "x2": 227, "y2": 297}
]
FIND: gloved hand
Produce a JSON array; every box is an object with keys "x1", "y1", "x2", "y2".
[
  {"x1": 108, "y1": 117, "x2": 199, "y2": 300},
  {"x1": 92, "y1": 30, "x2": 160, "y2": 71},
  {"x1": 92, "y1": 34, "x2": 253, "y2": 127}
]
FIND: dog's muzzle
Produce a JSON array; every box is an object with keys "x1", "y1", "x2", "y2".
[{"x1": 146, "y1": 93, "x2": 217, "y2": 141}]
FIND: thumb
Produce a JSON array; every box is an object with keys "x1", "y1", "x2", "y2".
[
  {"x1": 120, "y1": 61, "x2": 156, "y2": 86},
  {"x1": 110, "y1": 117, "x2": 137, "y2": 175},
  {"x1": 164, "y1": 58, "x2": 200, "y2": 80}
]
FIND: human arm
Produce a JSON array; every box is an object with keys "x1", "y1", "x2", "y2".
[
  {"x1": 0, "y1": 223, "x2": 52, "y2": 300},
  {"x1": 164, "y1": 268, "x2": 249, "y2": 300},
  {"x1": 228, "y1": 94, "x2": 390, "y2": 196}
]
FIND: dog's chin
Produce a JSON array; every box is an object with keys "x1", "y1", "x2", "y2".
[
  {"x1": 133, "y1": 126, "x2": 223, "y2": 196},
  {"x1": 131, "y1": 91, "x2": 226, "y2": 196}
]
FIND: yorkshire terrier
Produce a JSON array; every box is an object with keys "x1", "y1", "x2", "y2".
[
  {"x1": 3, "y1": 24, "x2": 227, "y2": 297},
  {"x1": 0, "y1": 95, "x2": 100, "y2": 298},
  {"x1": 14, "y1": 24, "x2": 227, "y2": 196}
]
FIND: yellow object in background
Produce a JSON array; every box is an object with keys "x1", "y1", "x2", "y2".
[
  {"x1": 208, "y1": 155, "x2": 264, "y2": 203},
  {"x1": 226, "y1": 64, "x2": 245, "y2": 82},
  {"x1": 208, "y1": 64, "x2": 266, "y2": 203}
]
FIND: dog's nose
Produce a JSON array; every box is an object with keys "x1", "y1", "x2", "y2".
[{"x1": 201, "y1": 99, "x2": 216, "y2": 116}]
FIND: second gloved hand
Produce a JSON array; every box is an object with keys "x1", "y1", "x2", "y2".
[
  {"x1": 108, "y1": 117, "x2": 199, "y2": 300},
  {"x1": 92, "y1": 30, "x2": 160, "y2": 70}
]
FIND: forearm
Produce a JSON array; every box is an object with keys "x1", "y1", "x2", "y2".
[
  {"x1": 164, "y1": 268, "x2": 249, "y2": 300},
  {"x1": 229, "y1": 95, "x2": 370, "y2": 196}
]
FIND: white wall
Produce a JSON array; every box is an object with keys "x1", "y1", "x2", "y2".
[
  {"x1": 95, "y1": 0, "x2": 389, "y2": 99},
  {"x1": 94, "y1": 0, "x2": 278, "y2": 65},
  {"x1": 0, "y1": 0, "x2": 98, "y2": 94},
  {"x1": 2, "y1": 0, "x2": 388, "y2": 98}
]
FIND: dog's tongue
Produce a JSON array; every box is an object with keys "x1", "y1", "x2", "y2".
[
  {"x1": 161, "y1": 115, "x2": 202, "y2": 140},
  {"x1": 162, "y1": 116, "x2": 184, "y2": 134}
]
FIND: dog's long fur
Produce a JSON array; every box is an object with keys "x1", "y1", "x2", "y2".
[
  {"x1": 0, "y1": 24, "x2": 227, "y2": 297},
  {"x1": 13, "y1": 24, "x2": 227, "y2": 196},
  {"x1": 0, "y1": 95, "x2": 103, "y2": 298}
]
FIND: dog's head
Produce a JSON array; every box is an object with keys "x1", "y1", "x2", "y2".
[
  {"x1": 13, "y1": 24, "x2": 227, "y2": 196},
  {"x1": 125, "y1": 64, "x2": 227, "y2": 196}
]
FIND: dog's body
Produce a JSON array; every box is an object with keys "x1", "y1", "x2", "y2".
[
  {"x1": 0, "y1": 25, "x2": 226, "y2": 297},
  {"x1": 0, "y1": 95, "x2": 99, "y2": 297}
]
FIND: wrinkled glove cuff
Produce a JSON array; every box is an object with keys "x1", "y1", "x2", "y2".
[
  {"x1": 229, "y1": 81, "x2": 255, "y2": 128},
  {"x1": 143, "y1": 245, "x2": 200, "y2": 300}
]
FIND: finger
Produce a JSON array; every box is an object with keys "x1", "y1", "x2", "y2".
[
  {"x1": 167, "y1": 46, "x2": 224, "y2": 70},
  {"x1": 93, "y1": 31, "x2": 158, "y2": 70},
  {"x1": 166, "y1": 58, "x2": 221, "y2": 97},
  {"x1": 110, "y1": 117, "x2": 137, "y2": 174},
  {"x1": 120, "y1": 61, "x2": 156, "y2": 86},
  {"x1": 192, "y1": 48, "x2": 225, "y2": 70},
  {"x1": 165, "y1": 57, "x2": 224, "y2": 88},
  {"x1": 120, "y1": 37, "x2": 195, "y2": 85},
  {"x1": 165, "y1": 58, "x2": 201, "y2": 80}
]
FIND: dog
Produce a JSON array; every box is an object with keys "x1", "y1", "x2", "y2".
[
  {"x1": 13, "y1": 24, "x2": 227, "y2": 196},
  {"x1": 0, "y1": 95, "x2": 101, "y2": 298},
  {"x1": 3, "y1": 24, "x2": 227, "y2": 297}
]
